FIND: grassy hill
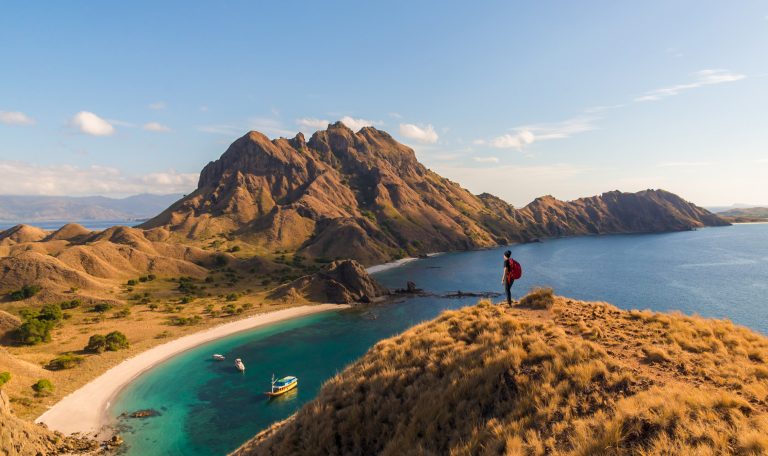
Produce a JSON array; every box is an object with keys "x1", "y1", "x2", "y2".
[
  {"x1": 235, "y1": 290, "x2": 768, "y2": 455},
  {"x1": 718, "y1": 207, "x2": 768, "y2": 223}
]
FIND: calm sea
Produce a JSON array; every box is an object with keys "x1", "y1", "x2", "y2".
[{"x1": 110, "y1": 224, "x2": 767, "y2": 455}]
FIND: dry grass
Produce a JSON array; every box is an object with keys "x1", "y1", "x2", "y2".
[
  {"x1": 235, "y1": 291, "x2": 768, "y2": 456},
  {"x1": 517, "y1": 287, "x2": 555, "y2": 309}
]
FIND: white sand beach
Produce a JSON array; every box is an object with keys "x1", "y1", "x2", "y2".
[{"x1": 35, "y1": 304, "x2": 348, "y2": 437}]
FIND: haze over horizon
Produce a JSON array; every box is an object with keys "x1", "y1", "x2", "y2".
[{"x1": 1, "y1": 1, "x2": 766, "y2": 207}]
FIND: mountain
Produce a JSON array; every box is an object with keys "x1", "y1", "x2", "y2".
[
  {"x1": 0, "y1": 193, "x2": 184, "y2": 222},
  {"x1": 142, "y1": 123, "x2": 728, "y2": 265},
  {"x1": 234, "y1": 292, "x2": 768, "y2": 455}
]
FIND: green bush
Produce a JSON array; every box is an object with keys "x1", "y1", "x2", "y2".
[
  {"x1": 59, "y1": 299, "x2": 81, "y2": 310},
  {"x1": 148, "y1": 303, "x2": 159, "y2": 311},
  {"x1": 113, "y1": 308, "x2": 131, "y2": 318},
  {"x1": 229, "y1": 245, "x2": 241, "y2": 253},
  {"x1": 147, "y1": 274, "x2": 157, "y2": 281},
  {"x1": 214, "y1": 254, "x2": 228, "y2": 268},
  {"x1": 8, "y1": 284, "x2": 41, "y2": 301},
  {"x1": 91, "y1": 303, "x2": 113, "y2": 313},
  {"x1": 226, "y1": 293, "x2": 239, "y2": 302},
  {"x1": 38, "y1": 303, "x2": 63, "y2": 322},
  {"x1": 85, "y1": 334, "x2": 107, "y2": 353},
  {"x1": 105, "y1": 331, "x2": 129, "y2": 351},
  {"x1": 17, "y1": 318, "x2": 55, "y2": 345},
  {"x1": 0, "y1": 371, "x2": 10, "y2": 388},
  {"x1": 47, "y1": 353, "x2": 84, "y2": 370},
  {"x1": 32, "y1": 379, "x2": 54, "y2": 396},
  {"x1": 169, "y1": 315, "x2": 202, "y2": 326},
  {"x1": 127, "y1": 279, "x2": 138, "y2": 286}
]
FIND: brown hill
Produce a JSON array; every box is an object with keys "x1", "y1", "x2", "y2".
[
  {"x1": 0, "y1": 224, "x2": 48, "y2": 245},
  {"x1": 142, "y1": 123, "x2": 728, "y2": 265},
  {"x1": 235, "y1": 294, "x2": 768, "y2": 455},
  {"x1": 44, "y1": 223, "x2": 92, "y2": 242},
  {"x1": 269, "y1": 260, "x2": 388, "y2": 304}
]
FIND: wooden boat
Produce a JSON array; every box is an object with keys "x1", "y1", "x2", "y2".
[
  {"x1": 212, "y1": 354, "x2": 225, "y2": 361},
  {"x1": 235, "y1": 358, "x2": 245, "y2": 372},
  {"x1": 266, "y1": 374, "x2": 298, "y2": 397}
]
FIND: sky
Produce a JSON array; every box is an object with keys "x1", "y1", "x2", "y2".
[{"x1": 1, "y1": 1, "x2": 766, "y2": 207}]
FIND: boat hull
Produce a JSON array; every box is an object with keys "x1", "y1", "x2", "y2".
[{"x1": 265, "y1": 380, "x2": 298, "y2": 397}]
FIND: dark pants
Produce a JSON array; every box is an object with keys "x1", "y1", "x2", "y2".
[{"x1": 504, "y1": 279, "x2": 514, "y2": 304}]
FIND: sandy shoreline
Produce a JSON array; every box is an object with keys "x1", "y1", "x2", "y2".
[{"x1": 35, "y1": 304, "x2": 349, "y2": 437}]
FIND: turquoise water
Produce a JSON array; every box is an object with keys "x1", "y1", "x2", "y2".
[{"x1": 111, "y1": 224, "x2": 768, "y2": 455}]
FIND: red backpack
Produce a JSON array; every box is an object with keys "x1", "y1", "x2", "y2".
[{"x1": 507, "y1": 258, "x2": 522, "y2": 281}]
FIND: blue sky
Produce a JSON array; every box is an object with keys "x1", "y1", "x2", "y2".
[{"x1": 1, "y1": 1, "x2": 766, "y2": 206}]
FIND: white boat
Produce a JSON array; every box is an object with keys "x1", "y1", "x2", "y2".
[
  {"x1": 235, "y1": 358, "x2": 245, "y2": 372},
  {"x1": 212, "y1": 354, "x2": 225, "y2": 361}
]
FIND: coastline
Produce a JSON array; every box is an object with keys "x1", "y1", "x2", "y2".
[{"x1": 35, "y1": 304, "x2": 349, "y2": 438}]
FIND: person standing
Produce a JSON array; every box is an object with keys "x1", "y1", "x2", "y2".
[{"x1": 501, "y1": 250, "x2": 517, "y2": 305}]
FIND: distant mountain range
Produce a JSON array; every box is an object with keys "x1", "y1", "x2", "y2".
[{"x1": 0, "y1": 194, "x2": 183, "y2": 222}]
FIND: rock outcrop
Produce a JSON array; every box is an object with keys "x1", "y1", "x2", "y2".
[
  {"x1": 142, "y1": 123, "x2": 729, "y2": 265},
  {"x1": 1, "y1": 389, "x2": 97, "y2": 455},
  {"x1": 269, "y1": 260, "x2": 388, "y2": 304}
]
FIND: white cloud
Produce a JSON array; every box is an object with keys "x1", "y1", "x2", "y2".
[
  {"x1": 296, "y1": 117, "x2": 330, "y2": 130},
  {"x1": 0, "y1": 111, "x2": 35, "y2": 126},
  {"x1": 339, "y1": 116, "x2": 381, "y2": 131},
  {"x1": 477, "y1": 115, "x2": 597, "y2": 150},
  {"x1": 143, "y1": 122, "x2": 171, "y2": 133},
  {"x1": 148, "y1": 101, "x2": 166, "y2": 110},
  {"x1": 399, "y1": 123, "x2": 439, "y2": 144},
  {"x1": 389, "y1": 112, "x2": 403, "y2": 119},
  {"x1": 473, "y1": 156, "x2": 500, "y2": 163},
  {"x1": 635, "y1": 69, "x2": 746, "y2": 102},
  {"x1": 70, "y1": 111, "x2": 115, "y2": 136},
  {"x1": 0, "y1": 160, "x2": 198, "y2": 196}
]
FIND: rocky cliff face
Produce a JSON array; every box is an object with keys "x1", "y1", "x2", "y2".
[
  {"x1": 142, "y1": 123, "x2": 729, "y2": 265},
  {"x1": 269, "y1": 260, "x2": 388, "y2": 304}
]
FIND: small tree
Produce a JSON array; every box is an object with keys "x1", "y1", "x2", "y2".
[
  {"x1": 105, "y1": 331, "x2": 129, "y2": 351},
  {"x1": 32, "y1": 379, "x2": 54, "y2": 396},
  {"x1": 127, "y1": 279, "x2": 138, "y2": 286},
  {"x1": 46, "y1": 354, "x2": 84, "y2": 370},
  {"x1": 85, "y1": 334, "x2": 107, "y2": 353},
  {"x1": 8, "y1": 284, "x2": 42, "y2": 301},
  {"x1": 148, "y1": 303, "x2": 159, "y2": 311},
  {"x1": 60, "y1": 299, "x2": 81, "y2": 310},
  {"x1": 0, "y1": 372, "x2": 10, "y2": 388},
  {"x1": 17, "y1": 318, "x2": 55, "y2": 345},
  {"x1": 38, "y1": 304, "x2": 63, "y2": 322},
  {"x1": 91, "y1": 303, "x2": 113, "y2": 313}
]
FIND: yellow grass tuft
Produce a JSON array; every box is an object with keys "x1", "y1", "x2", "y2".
[{"x1": 518, "y1": 287, "x2": 555, "y2": 310}]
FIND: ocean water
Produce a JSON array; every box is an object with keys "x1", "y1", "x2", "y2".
[{"x1": 110, "y1": 224, "x2": 768, "y2": 455}]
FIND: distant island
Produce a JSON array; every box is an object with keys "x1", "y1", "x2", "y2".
[
  {"x1": 716, "y1": 207, "x2": 768, "y2": 223},
  {"x1": 0, "y1": 193, "x2": 183, "y2": 223}
]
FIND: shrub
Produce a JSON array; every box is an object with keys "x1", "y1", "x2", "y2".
[
  {"x1": 180, "y1": 296, "x2": 193, "y2": 304},
  {"x1": 105, "y1": 331, "x2": 129, "y2": 351},
  {"x1": 127, "y1": 279, "x2": 138, "y2": 286},
  {"x1": 518, "y1": 287, "x2": 555, "y2": 309},
  {"x1": 8, "y1": 284, "x2": 42, "y2": 301},
  {"x1": 147, "y1": 274, "x2": 157, "y2": 281},
  {"x1": 169, "y1": 315, "x2": 202, "y2": 326},
  {"x1": 38, "y1": 303, "x2": 63, "y2": 322},
  {"x1": 85, "y1": 334, "x2": 107, "y2": 353},
  {"x1": 47, "y1": 353, "x2": 84, "y2": 370},
  {"x1": 223, "y1": 304, "x2": 237, "y2": 315},
  {"x1": 17, "y1": 318, "x2": 55, "y2": 345},
  {"x1": 229, "y1": 245, "x2": 241, "y2": 253},
  {"x1": 226, "y1": 293, "x2": 239, "y2": 302},
  {"x1": 138, "y1": 276, "x2": 148, "y2": 283},
  {"x1": 113, "y1": 308, "x2": 131, "y2": 319},
  {"x1": 32, "y1": 379, "x2": 54, "y2": 396},
  {"x1": 91, "y1": 303, "x2": 113, "y2": 313},
  {"x1": 148, "y1": 303, "x2": 159, "y2": 311},
  {"x1": 59, "y1": 299, "x2": 81, "y2": 310},
  {"x1": 0, "y1": 371, "x2": 10, "y2": 388},
  {"x1": 214, "y1": 254, "x2": 228, "y2": 268}
]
